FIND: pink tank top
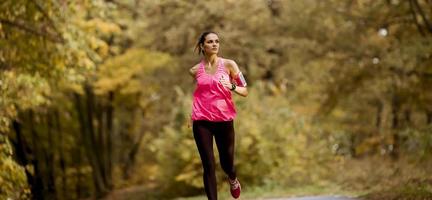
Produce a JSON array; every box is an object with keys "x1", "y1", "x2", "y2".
[{"x1": 191, "y1": 58, "x2": 236, "y2": 121}]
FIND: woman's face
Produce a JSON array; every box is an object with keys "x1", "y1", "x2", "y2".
[{"x1": 202, "y1": 33, "x2": 219, "y2": 55}]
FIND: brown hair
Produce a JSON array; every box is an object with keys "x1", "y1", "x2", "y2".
[{"x1": 194, "y1": 31, "x2": 218, "y2": 55}]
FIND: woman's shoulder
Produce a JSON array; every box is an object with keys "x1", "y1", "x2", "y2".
[
  {"x1": 191, "y1": 60, "x2": 203, "y2": 69},
  {"x1": 221, "y1": 58, "x2": 237, "y2": 68},
  {"x1": 221, "y1": 58, "x2": 235, "y2": 65},
  {"x1": 189, "y1": 62, "x2": 202, "y2": 77},
  {"x1": 221, "y1": 58, "x2": 239, "y2": 71},
  {"x1": 192, "y1": 62, "x2": 201, "y2": 69}
]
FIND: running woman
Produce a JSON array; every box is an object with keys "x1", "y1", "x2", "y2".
[{"x1": 189, "y1": 31, "x2": 248, "y2": 200}]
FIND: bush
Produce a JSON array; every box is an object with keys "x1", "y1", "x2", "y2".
[{"x1": 0, "y1": 135, "x2": 30, "y2": 199}]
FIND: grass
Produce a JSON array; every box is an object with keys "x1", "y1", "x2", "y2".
[
  {"x1": 175, "y1": 183, "x2": 363, "y2": 200},
  {"x1": 361, "y1": 178, "x2": 432, "y2": 200}
]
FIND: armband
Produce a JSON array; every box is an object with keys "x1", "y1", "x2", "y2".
[{"x1": 234, "y1": 72, "x2": 247, "y2": 87}]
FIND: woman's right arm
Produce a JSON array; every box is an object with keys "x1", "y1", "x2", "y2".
[
  {"x1": 188, "y1": 64, "x2": 200, "y2": 128},
  {"x1": 189, "y1": 64, "x2": 200, "y2": 78}
]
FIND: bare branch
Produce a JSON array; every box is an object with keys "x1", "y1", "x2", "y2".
[
  {"x1": 0, "y1": 18, "x2": 63, "y2": 43},
  {"x1": 30, "y1": 0, "x2": 61, "y2": 35},
  {"x1": 105, "y1": 0, "x2": 139, "y2": 17},
  {"x1": 409, "y1": 0, "x2": 427, "y2": 36},
  {"x1": 413, "y1": 0, "x2": 432, "y2": 33}
]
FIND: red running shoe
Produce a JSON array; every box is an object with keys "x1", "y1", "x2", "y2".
[{"x1": 228, "y1": 178, "x2": 241, "y2": 199}]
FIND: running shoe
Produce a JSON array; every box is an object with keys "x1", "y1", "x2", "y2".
[{"x1": 228, "y1": 177, "x2": 241, "y2": 199}]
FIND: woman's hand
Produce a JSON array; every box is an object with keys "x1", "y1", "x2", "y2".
[{"x1": 219, "y1": 75, "x2": 233, "y2": 90}]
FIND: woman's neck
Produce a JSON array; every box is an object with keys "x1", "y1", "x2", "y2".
[{"x1": 204, "y1": 54, "x2": 218, "y2": 64}]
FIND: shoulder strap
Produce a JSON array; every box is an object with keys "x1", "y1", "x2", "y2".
[
  {"x1": 198, "y1": 60, "x2": 205, "y2": 72},
  {"x1": 218, "y1": 58, "x2": 225, "y2": 71}
]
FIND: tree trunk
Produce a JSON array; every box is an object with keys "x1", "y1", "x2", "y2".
[
  {"x1": 84, "y1": 85, "x2": 109, "y2": 194},
  {"x1": 121, "y1": 101, "x2": 144, "y2": 179},
  {"x1": 74, "y1": 146, "x2": 82, "y2": 199},
  {"x1": 29, "y1": 110, "x2": 45, "y2": 200},
  {"x1": 45, "y1": 111, "x2": 57, "y2": 199},
  {"x1": 12, "y1": 120, "x2": 36, "y2": 197},
  {"x1": 122, "y1": 131, "x2": 145, "y2": 179},
  {"x1": 426, "y1": 110, "x2": 432, "y2": 125},
  {"x1": 390, "y1": 96, "x2": 400, "y2": 160},
  {"x1": 54, "y1": 110, "x2": 67, "y2": 198},
  {"x1": 96, "y1": 97, "x2": 108, "y2": 186},
  {"x1": 105, "y1": 91, "x2": 114, "y2": 189},
  {"x1": 404, "y1": 109, "x2": 411, "y2": 128},
  {"x1": 12, "y1": 120, "x2": 29, "y2": 166},
  {"x1": 375, "y1": 101, "x2": 383, "y2": 128},
  {"x1": 73, "y1": 91, "x2": 107, "y2": 197}
]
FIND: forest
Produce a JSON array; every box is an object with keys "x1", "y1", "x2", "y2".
[{"x1": 1, "y1": 0, "x2": 432, "y2": 199}]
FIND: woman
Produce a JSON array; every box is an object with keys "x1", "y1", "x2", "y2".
[{"x1": 189, "y1": 31, "x2": 248, "y2": 200}]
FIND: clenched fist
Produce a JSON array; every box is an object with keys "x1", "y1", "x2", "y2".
[{"x1": 219, "y1": 75, "x2": 233, "y2": 90}]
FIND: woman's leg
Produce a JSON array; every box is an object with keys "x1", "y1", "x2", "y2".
[
  {"x1": 193, "y1": 121, "x2": 217, "y2": 200},
  {"x1": 214, "y1": 121, "x2": 236, "y2": 179}
]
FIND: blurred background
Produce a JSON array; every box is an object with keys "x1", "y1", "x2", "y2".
[{"x1": 1, "y1": 0, "x2": 432, "y2": 199}]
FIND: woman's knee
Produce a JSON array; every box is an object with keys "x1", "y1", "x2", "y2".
[{"x1": 202, "y1": 160, "x2": 216, "y2": 173}]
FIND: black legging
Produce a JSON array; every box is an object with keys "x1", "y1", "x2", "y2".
[{"x1": 193, "y1": 120, "x2": 237, "y2": 200}]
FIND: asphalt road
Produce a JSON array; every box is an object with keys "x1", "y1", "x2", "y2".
[{"x1": 263, "y1": 196, "x2": 360, "y2": 200}]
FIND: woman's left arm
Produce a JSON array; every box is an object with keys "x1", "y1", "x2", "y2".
[{"x1": 227, "y1": 60, "x2": 248, "y2": 97}]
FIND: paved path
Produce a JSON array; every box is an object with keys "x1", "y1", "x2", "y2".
[{"x1": 263, "y1": 195, "x2": 360, "y2": 200}]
